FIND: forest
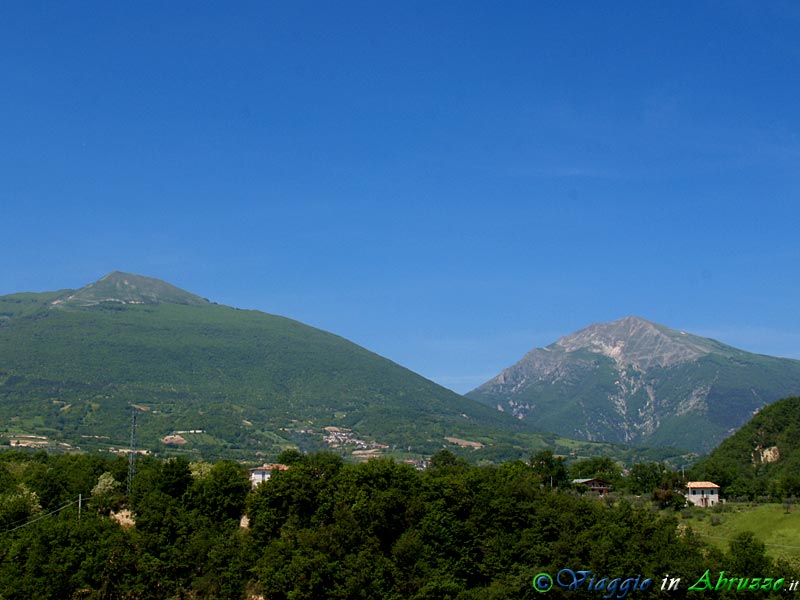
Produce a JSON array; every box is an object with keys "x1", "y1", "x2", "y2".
[{"x1": 0, "y1": 448, "x2": 795, "y2": 599}]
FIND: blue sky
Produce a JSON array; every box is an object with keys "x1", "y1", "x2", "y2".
[{"x1": 2, "y1": 2, "x2": 799, "y2": 392}]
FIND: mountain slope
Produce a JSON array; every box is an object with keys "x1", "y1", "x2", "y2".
[
  {"x1": 691, "y1": 396, "x2": 800, "y2": 499},
  {"x1": 468, "y1": 317, "x2": 800, "y2": 452},
  {"x1": 0, "y1": 272, "x2": 666, "y2": 464}
]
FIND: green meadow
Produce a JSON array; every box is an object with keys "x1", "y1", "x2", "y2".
[{"x1": 686, "y1": 503, "x2": 800, "y2": 568}]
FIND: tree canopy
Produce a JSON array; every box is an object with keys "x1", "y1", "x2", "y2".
[{"x1": 0, "y1": 449, "x2": 795, "y2": 599}]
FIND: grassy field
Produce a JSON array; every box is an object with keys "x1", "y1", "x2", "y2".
[{"x1": 685, "y1": 503, "x2": 800, "y2": 567}]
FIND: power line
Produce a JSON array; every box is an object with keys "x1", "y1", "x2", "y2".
[{"x1": 0, "y1": 497, "x2": 79, "y2": 535}]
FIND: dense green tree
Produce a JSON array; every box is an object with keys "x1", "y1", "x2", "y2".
[
  {"x1": 276, "y1": 448, "x2": 305, "y2": 465},
  {"x1": 529, "y1": 450, "x2": 568, "y2": 488},
  {"x1": 626, "y1": 462, "x2": 666, "y2": 495},
  {"x1": 0, "y1": 449, "x2": 765, "y2": 599},
  {"x1": 0, "y1": 483, "x2": 40, "y2": 531},
  {"x1": 89, "y1": 471, "x2": 124, "y2": 515},
  {"x1": 727, "y1": 531, "x2": 771, "y2": 574},
  {"x1": 0, "y1": 511, "x2": 136, "y2": 600},
  {"x1": 188, "y1": 460, "x2": 250, "y2": 524},
  {"x1": 429, "y1": 449, "x2": 469, "y2": 471},
  {"x1": 160, "y1": 456, "x2": 193, "y2": 499}
]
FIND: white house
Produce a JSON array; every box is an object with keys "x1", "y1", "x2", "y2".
[
  {"x1": 686, "y1": 481, "x2": 721, "y2": 507},
  {"x1": 249, "y1": 463, "x2": 289, "y2": 488}
]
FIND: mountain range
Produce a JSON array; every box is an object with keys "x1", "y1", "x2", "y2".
[
  {"x1": 468, "y1": 316, "x2": 800, "y2": 452},
  {"x1": 4, "y1": 273, "x2": 793, "y2": 461},
  {"x1": 1, "y1": 272, "x2": 667, "y2": 464}
]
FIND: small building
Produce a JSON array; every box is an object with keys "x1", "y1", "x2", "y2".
[
  {"x1": 573, "y1": 478, "x2": 612, "y2": 495},
  {"x1": 686, "y1": 481, "x2": 721, "y2": 507},
  {"x1": 249, "y1": 463, "x2": 289, "y2": 488}
]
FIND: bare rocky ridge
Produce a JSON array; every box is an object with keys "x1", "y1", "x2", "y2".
[
  {"x1": 468, "y1": 317, "x2": 800, "y2": 452},
  {"x1": 552, "y1": 316, "x2": 716, "y2": 370}
]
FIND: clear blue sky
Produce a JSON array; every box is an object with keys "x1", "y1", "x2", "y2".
[{"x1": 2, "y1": 2, "x2": 799, "y2": 392}]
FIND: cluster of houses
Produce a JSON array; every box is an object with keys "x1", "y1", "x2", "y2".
[
  {"x1": 570, "y1": 477, "x2": 721, "y2": 506},
  {"x1": 249, "y1": 464, "x2": 722, "y2": 507}
]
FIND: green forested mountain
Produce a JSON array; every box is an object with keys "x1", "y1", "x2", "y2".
[
  {"x1": 691, "y1": 396, "x2": 800, "y2": 499},
  {"x1": 0, "y1": 272, "x2": 669, "y2": 464},
  {"x1": 468, "y1": 317, "x2": 800, "y2": 453}
]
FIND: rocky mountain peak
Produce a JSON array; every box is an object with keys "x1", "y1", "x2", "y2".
[
  {"x1": 552, "y1": 316, "x2": 715, "y2": 370},
  {"x1": 468, "y1": 317, "x2": 800, "y2": 452}
]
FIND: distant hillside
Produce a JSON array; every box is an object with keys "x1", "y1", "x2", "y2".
[
  {"x1": 691, "y1": 396, "x2": 800, "y2": 499},
  {"x1": 468, "y1": 317, "x2": 800, "y2": 453},
  {"x1": 0, "y1": 273, "x2": 671, "y2": 464}
]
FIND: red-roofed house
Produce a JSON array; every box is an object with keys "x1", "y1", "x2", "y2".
[{"x1": 686, "y1": 481, "x2": 721, "y2": 507}]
